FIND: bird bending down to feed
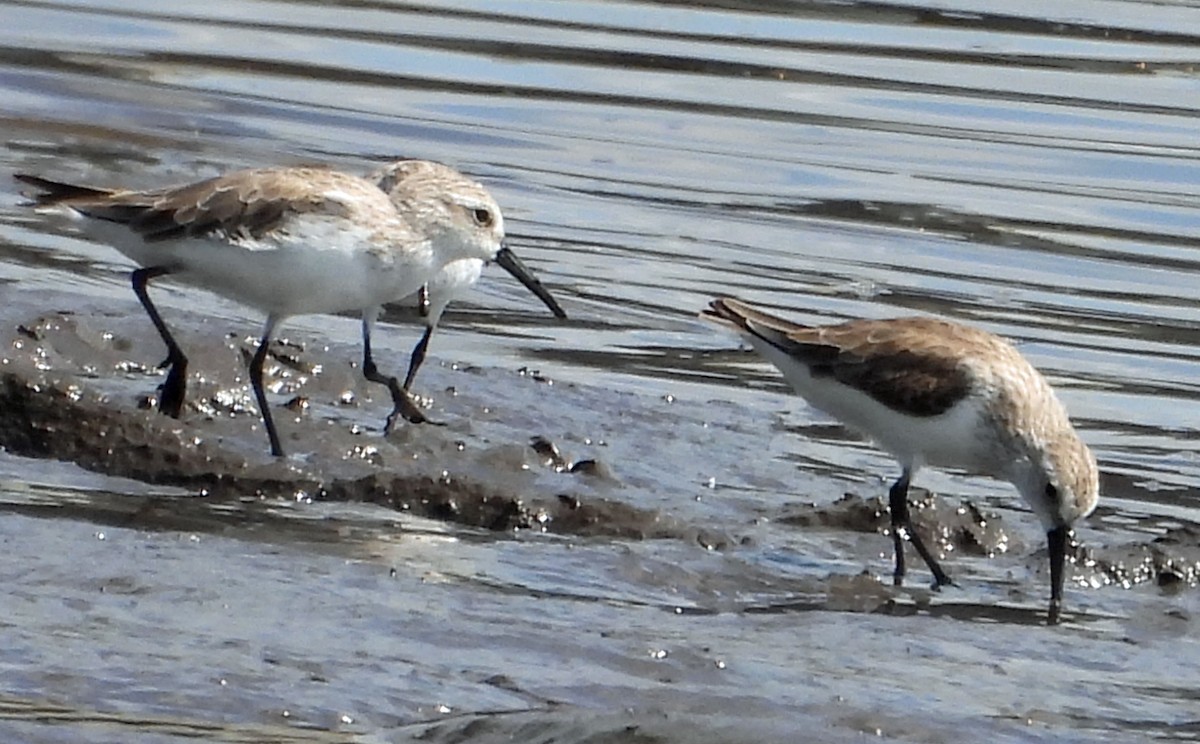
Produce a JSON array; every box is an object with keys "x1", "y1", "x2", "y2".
[
  {"x1": 703, "y1": 297, "x2": 1099, "y2": 624},
  {"x1": 16, "y1": 164, "x2": 562, "y2": 457}
]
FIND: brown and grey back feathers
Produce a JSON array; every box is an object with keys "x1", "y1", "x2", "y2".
[
  {"x1": 15, "y1": 168, "x2": 368, "y2": 243},
  {"x1": 704, "y1": 297, "x2": 984, "y2": 417}
]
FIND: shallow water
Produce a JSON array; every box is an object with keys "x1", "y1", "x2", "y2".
[{"x1": 1, "y1": 0, "x2": 1199, "y2": 741}]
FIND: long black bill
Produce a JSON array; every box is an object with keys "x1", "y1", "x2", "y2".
[
  {"x1": 1047, "y1": 525, "x2": 1069, "y2": 626},
  {"x1": 494, "y1": 244, "x2": 567, "y2": 320}
]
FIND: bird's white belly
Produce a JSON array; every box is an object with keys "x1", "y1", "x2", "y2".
[
  {"x1": 71, "y1": 210, "x2": 434, "y2": 318},
  {"x1": 748, "y1": 335, "x2": 1003, "y2": 474},
  {"x1": 397, "y1": 258, "x2": 484, "y2": 325},
  {"x1": 182, "y1": 243, "x2": 409, "y2": 316}
]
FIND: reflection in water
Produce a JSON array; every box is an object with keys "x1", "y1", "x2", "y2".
[{"x1": 1, "y1": 0, "x2": 1199, "y2": 741}]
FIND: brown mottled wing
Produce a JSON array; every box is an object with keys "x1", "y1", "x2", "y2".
[
  {"x1": 705, "y1": 297, "x2": 971, "y2": 417},
  {"x1": 805, "y1": 320, "x2": 972, "y2": 416},
  {"x1": 15, "y1": 168, "x2": 340, "y2": 243}
]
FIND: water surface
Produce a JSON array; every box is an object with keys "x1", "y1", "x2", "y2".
[{"x1": 1, "y1": 1, "x2": 1199, "y2": 741}]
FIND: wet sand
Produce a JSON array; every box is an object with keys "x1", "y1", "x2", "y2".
[
  {"x1": 3, "y1": 283, "x2": 1194, "y2": 591},
  {"x1": 2, "y1": 0, "x2": 1199, "y2": 737}
]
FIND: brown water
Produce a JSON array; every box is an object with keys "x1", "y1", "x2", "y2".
[{"x1": 1, "y1": 1, "x2": 1199, "y2": 741}]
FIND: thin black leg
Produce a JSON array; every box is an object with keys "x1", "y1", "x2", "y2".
[
  {"x1": 131, "y1": 267, "x2": 187, "y2": 417},
  {"x1": 888, "y1": 470, "x2": 953, "y2": 589},
  {"x1": 361, "y1": 316, "x2": 432, "y2": 432},
  {"x1": 1047, "y1": 526, "x2": 1068, "y2": 625},
  {"x1": 402, "y1": 326, "x2": 434, "y2": 392},
  {"x1": 889, "y1": 473, "x2": 909, "y2": 586},
  {"x1": 417, "y1": 285, "x2": 431, "y2": 318},
  {"x1": 248, "y1": 317, "x2": 284, "y2": 457}
]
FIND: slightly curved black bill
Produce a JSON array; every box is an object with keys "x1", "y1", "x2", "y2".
[
  {"x1": 494, "y1": 244, "x2": 567, "y2": 319},
  {"x1": 1047, "y1": 525, "x2": 1068, "y2": 626}
]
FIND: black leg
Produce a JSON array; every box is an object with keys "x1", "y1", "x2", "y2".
[
  {"x1": 131, "y1": 267, "x2": 187, "y2": 417},
  {"x1": 888, "y1": 470, "x2": 953, "y2": 589},
  {"x1": 248, "y1": 317, "x2": 284, "y2": 457},
  {"x1": 402, "y1": 326, "x2": 434, "y2": 392},
  {"x1": 1047, "y1": 526, "x2": 1068, "y2": 625},
  {"x1": 418, "y1": 285, "x2": 431, "y2": 318},
  {"x1": 361, "y1": 315, "x2": 433, "y2": 432},
  {"x1": 889, "y1": 473, "x2": 909, "y2": 586}
]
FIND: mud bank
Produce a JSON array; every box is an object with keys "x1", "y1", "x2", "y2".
[
  {"x1": 0, "y1": 287, "x2": 1195, "y2": 604},
  {"x1": 0, "y1": 306, "x2": 680, "y2": 539}
]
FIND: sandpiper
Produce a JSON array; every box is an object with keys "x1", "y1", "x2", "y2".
[
  {"x1": 371, "y1": 159, "x2": 566, "y2": 392},
  {"x1": 703, "y1": 297, "x2": 1099, "y2": 624},
  {"x1": 16, "y1": 165, "x2": 559, "y2": 457}
]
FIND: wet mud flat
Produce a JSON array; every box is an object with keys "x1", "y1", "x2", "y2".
[
  {"x1": 1, "y1": 282, "x2": 1194, "y2": 588},
  {"x1": 0, "y1": 294, "x2": 1038, "y2": 563},
  {"x1": 1, "y1": 284, "x2": 1199, "y2": 743},
  {"x1": 0, "y1": 286, "x2": 666, "y2": 537},
  {"x1": 0, "y1": 282, "x2": 895, "y2": 542}
]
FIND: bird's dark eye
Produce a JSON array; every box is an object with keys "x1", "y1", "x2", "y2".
[
  {"x1": 1045, "y1": 483, "x2": 1059, "y2": 501},
  {"x1": 472, "y1": 208, "x2": 493, "y2": 227}
]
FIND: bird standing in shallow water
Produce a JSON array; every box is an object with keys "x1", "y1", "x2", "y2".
[
  {"x1": 370, "y1": 159, "x2": 567, "y2": 393},
  {"x1": 16, "y1": 165, "x2": 561, "y2": 457},
  {"x1": 703, "y1": 297, "x2": 1099, "y2": 625}
]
